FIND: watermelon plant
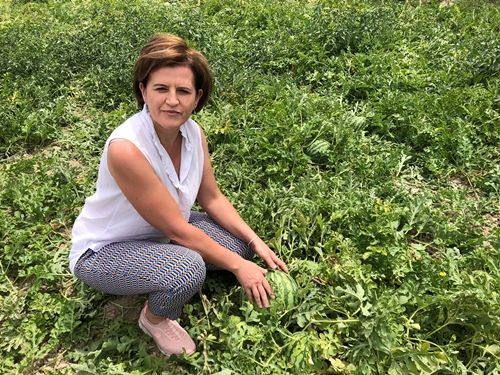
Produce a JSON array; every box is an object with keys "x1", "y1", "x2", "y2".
[{"x1": 1, "y1": 0, "x2": 499, "y2": 374}]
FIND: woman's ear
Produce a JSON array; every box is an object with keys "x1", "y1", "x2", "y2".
[
  {"x1": 195, "y1": 89, "x2": 203, "y2": 109},
  {"x1": 139, "y1": 82, "x2": 146, "y2": 102}
]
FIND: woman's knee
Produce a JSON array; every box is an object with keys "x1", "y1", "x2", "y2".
[
  {"x1": 160, "y1": 250, "x2": 206, "y2": 295},
  {"x1": 184, "y1": 251, "x2": 206, "y2": 291}
]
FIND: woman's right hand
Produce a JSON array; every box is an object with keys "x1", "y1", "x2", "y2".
[{"x1": 234, "y1": 259, "x2": 274, "y2": 308}]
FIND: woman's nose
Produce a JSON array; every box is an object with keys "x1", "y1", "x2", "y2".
[{"x1": 165, "y1": 90, "x2": 179, "y2": 105}]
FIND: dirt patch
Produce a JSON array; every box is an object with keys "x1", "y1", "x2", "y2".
[
  {"x1": 483, "y1": 214, "x2": 499, "y2": 234},
  {"x1": 68, "y1": 159, "x2": 83, "y2": 168},
  {"x1": 449, "y1": 174, "x2": 471, "y2": 188},
  {"x1": 440, "y1": 0, "x2": 454, "y2": 7},
  {"x1": 103, "y1": 295, "x2": 145, "y2": 321},
  {"x1": 395, "y1": 180, "x2": 422, "y2": 195},
  {"x1": 448, "y1": 173, "x2": 482, "y2": 200},
  {"x1": 478, "y1": 214, "x2": 499, "y2": 248},
  {"x1": 482, "y1": 213, "x2": 499, "y2": 238},
  {"x1": 31, "y1": 352, "x2": 71, "y2": 375}
]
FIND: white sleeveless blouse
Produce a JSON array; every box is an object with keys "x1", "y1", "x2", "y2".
[{"x1": 69, "y1": 107, "x2": 204, "y2": 273}]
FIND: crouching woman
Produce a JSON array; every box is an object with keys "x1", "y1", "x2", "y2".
[{"x1": 69, "y1": 33, "x2": 288, "y2": 357}]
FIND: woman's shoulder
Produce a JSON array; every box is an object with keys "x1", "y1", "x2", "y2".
[
  {"x1": 180, "y1": 118, "x2": 202, "y2": 140},
  {"x1": 184, "y1": 117, "x2": 200, "y2": 130},
  {"x1": 109, "y1": 110, "x2": 150, "y2": 141}
]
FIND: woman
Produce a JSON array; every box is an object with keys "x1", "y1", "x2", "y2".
[{"x1": 69, "y1": 33, "x2": 288, "y2": 357}]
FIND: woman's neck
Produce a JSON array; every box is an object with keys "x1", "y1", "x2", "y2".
[{"x1": 153, "y1": 123, "x2": 181, "y2": 152}]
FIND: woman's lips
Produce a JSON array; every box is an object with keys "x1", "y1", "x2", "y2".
[{"x1": 162, "y1": 110, "x2": 180, "y2": 115}]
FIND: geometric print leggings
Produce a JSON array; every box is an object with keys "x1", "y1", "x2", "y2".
[{"x1": 73, "y1": 211, "x2": 254, "y2": 320}]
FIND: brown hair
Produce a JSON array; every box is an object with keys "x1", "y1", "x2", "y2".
[{"x1": 133, "y1": 33, "x2": 213, "y2": 113}]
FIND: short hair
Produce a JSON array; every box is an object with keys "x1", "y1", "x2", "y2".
[{"x1": 133, "y1": 33, "x2": 213, "y2": 113}]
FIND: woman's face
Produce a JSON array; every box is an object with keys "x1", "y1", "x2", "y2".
[{"x1": 140, "y1": 65, "x2": 202, "y2": 133}]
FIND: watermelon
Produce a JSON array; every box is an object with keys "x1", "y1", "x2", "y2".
[
  {"x1": 241, "y1": 270, "x2": 299, "y2": 319},
  {"x1": 284, "y1": 331, "x2": 319, "y2": 371},
  {"x1": 305, "y1": 139, "x2": 330, "y2": 164}
]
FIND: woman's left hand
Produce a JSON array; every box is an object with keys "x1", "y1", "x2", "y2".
[{"x1": 250, "y1": 238, "x2": 289, "y2": 273}]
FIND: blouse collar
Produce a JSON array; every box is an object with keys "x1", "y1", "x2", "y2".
[{"x1": 141, "y1": 105, "x2": 194, "y2": 187}]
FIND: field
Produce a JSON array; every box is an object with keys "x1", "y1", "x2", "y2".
[{"x1": 1, "y1": 0, "x2": 499, "y2": 374}]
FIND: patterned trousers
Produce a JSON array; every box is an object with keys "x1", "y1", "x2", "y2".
[{"x1": 73, "y1": 212, "x2": 254, "y2": 319}]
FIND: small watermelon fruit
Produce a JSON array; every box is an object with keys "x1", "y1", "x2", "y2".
[
  {"x1": 284, "y1": 331, "x2": 319, "y2": 371},
  {"x1": 241, "y1": 270, "x2": 299, "y2": 319},
  {"x1": 305, "y1": 139, "x2": 330, "y2": 164}
]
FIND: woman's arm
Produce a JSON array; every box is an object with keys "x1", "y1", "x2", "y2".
[
  {"x1": 107, "y1": 139, "x2": 278, "y2": 307},
  {"x1": 196, "y1": 127, "x2": 288, "y2": 273}
]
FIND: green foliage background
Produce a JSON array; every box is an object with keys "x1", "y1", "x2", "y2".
[{"x1": 1, "y1": 0, "x2": 499, "y2": 374}]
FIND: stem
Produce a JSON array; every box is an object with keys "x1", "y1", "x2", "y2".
[
  {"x1": 406, "y1": 338, "x2": 452, "y2": 363},
  {"x1": 468, "y1": 343, "x2": 500, "y2": 360},
  {"x1": 304, "y1": 317, "x2": 359, "y2": 331},
  {"x1": 311, "y1": 318, "x2": 360, "y2": 324},
  {"x1": 0, "y1": 262, "x2": 15, "y2": 290},
  {"x1": 200, "y1": 292, "x2": 212, "y2": 330}
]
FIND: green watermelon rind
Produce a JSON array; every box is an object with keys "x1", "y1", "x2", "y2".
[
  {"x1": 267, "y1": 270, "x2": 299, "y2": 310},
  {"x1": 284, "y1": 331, "x2": 316, "y2": 371},
  {"x1": 240, "y1": 270, "x2": 299, "y2": 318},
  {"x1": 305, "y1": 139, "x2": 330, "y2": 163}
]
